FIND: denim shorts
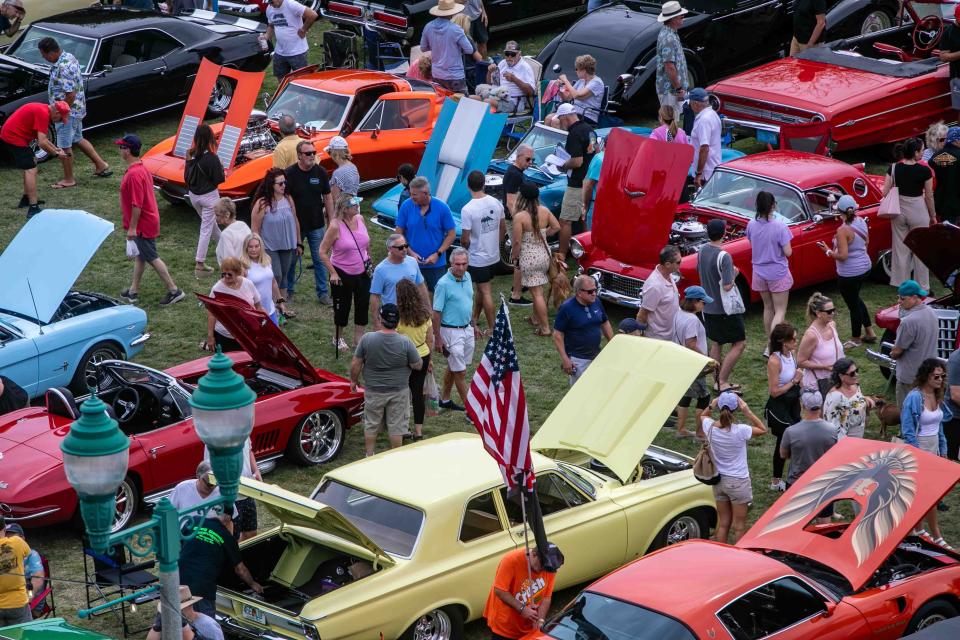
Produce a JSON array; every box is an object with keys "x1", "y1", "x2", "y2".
[{"x1": 55, "y1": 117, "x2": 84, "y2": 148}]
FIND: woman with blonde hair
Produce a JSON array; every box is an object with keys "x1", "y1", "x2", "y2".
[
  {"x1": 797, "y1": 292, "x2": 845, "y2": 394},
  {"x1": 326, "y1": 136, "x2": 360, "y2": 200},
  {"x1": 649, "y1": 104, "x2": 688, "y2": 144},
  {"x1": 215, "y1": 197, "x2": 252, "y2": 265},
  {"x1": 396, "y1": 278, "x2": 434, "y2": 441},
  {"x1": 241, "y1": 233, "x2": 280, "y2": 325},
  {"x1": 922, "y1": 121, "x2": 948, "y2": 162},
  {"x1": 205, "y1": 257, "x2": 266, "y2": 352},
  {"x1": 551, "y1": 54, "x2": 605, "y2": 125},
  {"x1": 319, "y1": 193, "x2": 371, "y2": 350}
]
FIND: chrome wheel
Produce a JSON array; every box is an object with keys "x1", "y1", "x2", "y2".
[
  {"x1": 208, "y1": 76, "x2": 234, "y2": 115},
  {"x1": 860, "y1": 10, "x2": 892, "y2": 35},
  {"x1": 412, "y1": 609, "x2": 452, "y2": 640},
  {"x1": 111, "y1": 477, "x2": 138, "y2": 532},
  {"x1": 666, "y1": 515, "x2": 701, "y2": 545},
  {"x1": 917, "y1": 613, "x2": 949, "y2": 630},
  {"x1": 294, "y1": 410, "x2": 344, "y2": 465},
  {"x1": 73, "y1": 342, "x2": 123, "y2": 394}
]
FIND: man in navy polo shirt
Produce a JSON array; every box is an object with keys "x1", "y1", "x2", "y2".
[
  {"x1": 395, "y1": 176, "x2": 457, "y2": 297},
  {"x1": 553, "y1": 275, "x2": 613, "y2": 384},
  {"x1": 432, "y1": 248, "x2": 475, "y2": 411}
]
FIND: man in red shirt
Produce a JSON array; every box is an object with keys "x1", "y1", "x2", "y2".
[
  {"x1": 115, "y1": 134, "x2": 184, "y2": 306},
  {"x1": 484, "y1": 543, "x2": 562, "y2": 640},
  {"x1": 1, "y1": 100, "x2": 69, "y2": 217}
]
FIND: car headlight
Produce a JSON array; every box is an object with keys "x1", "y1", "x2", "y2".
[
  {"x1": 708, "y1": 93, "x2": 721, "y2": 112},
  {"x1": 570, "y1": 238, "x2": 585, "y2": 259}
]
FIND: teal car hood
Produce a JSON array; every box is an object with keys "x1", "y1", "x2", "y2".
[{"x1": 0, "y1": 210, "x2": 113, "y2": 323}]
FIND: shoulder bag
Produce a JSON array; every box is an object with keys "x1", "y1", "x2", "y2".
[
  {"x1": 342, "y1": 218, "x2": 374, "y2": 279},
  {"x1": 877, "y1": 163, "x2": 901, "y2": 219},
  {"x1": 716, "y1": 250, "x2": 746, "y2": 315},
  {"x1": 693, "y1": 424, "x2": 721, "y2": 485}
]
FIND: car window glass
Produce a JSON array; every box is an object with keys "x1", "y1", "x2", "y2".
[
  {"x1": 94, "y1": 30, "x2": 180, "y2": 70},
  {"x1": 8, "y1": 26, "x2": 96, "y2": 72},
  {"x1": 499, "y1": 473, "x2": 587, "y2": 526},
  {"x1": 270, "y1": 84, "x2": 349, "y2": 131},
  {"x1": 358, "y1": 101, "x2": 384, "y2": 131},
  {"x1": 693, "y1": 171, "x2": 807, "y2": 223},
  {"x1": 805, "y1": 186, "x2": 848, "y2": 218},
  {"x1": 341, "y1": 85, "x2": 395, "y2": 136},
  {"x1": 718, "y1": 577, "x2": 827, "y2": 640},
  {"x1": 545, "y1": 592, "x2": 697, "y2": 640},
  {"x1": 459, "y1": 492, "x2": 504, "y2": 542},
  {"x1": 0, "y1": 325, "x2": 14, "y2": 344},
  {"x1": 360, "y1": 98, "x2": 431, "y2": 131},
  {"x1": 507, "y1": 125, "x2": 567, "y2": 165}
]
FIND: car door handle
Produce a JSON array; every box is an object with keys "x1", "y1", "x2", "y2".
[
  {"x1": 149, "y1": 445, "x2": 166, "y2": 458},
  {"x1": 624, "y1": 188, "x2": 646, "y2": 198},
  {"x1": 153, "y1": 66, "x2": 166, "y2": 75},
  {"x1": 413, "y1": 139, "x2": 429, "y2": 144}
]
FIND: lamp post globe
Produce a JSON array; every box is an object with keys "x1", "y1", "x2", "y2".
[
  {"x1": 60, "y1": 393, "x2": 130, "y2": 553},
  {"x1": 189, "y1": 347, "x2": 256, "y2": 510}
]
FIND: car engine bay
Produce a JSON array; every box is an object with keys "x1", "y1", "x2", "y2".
[
  {"x1": 669, "y1": 216, "x2": 746, "y2": 256},
  {"x1": 51, "y1": 291, "x2": 122, "y2": 322}
]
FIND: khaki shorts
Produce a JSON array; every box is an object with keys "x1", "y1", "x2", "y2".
[
  {"x1": 560, "y1": 187, "x2": 584, "y2": 221},
  {"x1": 789, "y1": 37, "x2": 808, "y2": 57},
  {"x1": 440, "y1": 326, "x2": 475, "y2": 372},
  {"x1": 713, "y1": 475, "x2": 753, "y2": 505},
  {"x1": 363, "y1": 388, "x2": 410, "y2": 437}
]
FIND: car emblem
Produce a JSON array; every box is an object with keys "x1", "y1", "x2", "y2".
[{"x1": 0, "y1": 483, "x2": 7, "y2": 490}]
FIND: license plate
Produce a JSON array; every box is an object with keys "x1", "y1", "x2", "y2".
[
  {"x1": 241, "y1": 604, "x2": 267, "y2": 625},
  {"x1": 757, "y1": 129, "x2": 778, "y2": 146}
]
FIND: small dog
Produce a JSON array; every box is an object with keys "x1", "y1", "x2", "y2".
[
  {"x1": 474, "y1": 83, "x2": 513, "y2": 114},
  {"x1": 872, "y1": 396, "x2": 900, "y2": 441},
  {"x1": 548, "y1": 253, "x2": 572, "y2": 309}
]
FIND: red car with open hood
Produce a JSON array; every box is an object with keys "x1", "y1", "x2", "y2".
[
  {"x1": 573, "y1": 129, "x2": 892, "y2": 308},
  {"x1": 525, "y1": 439, "x2": 960, "y2": 640}
]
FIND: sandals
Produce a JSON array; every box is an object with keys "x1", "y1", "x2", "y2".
[
  {"x1": 715, "y1": 383, "x2": 743, "y2": 393},
  {"x1": 93, "y1": 167, "x2": 113, "y2": 178},
  {"x1": 533, "y1": 327, "x2": 552, "y2": 337},
  {"x1": 842, "y1": 340, "x2": 861, "y2": 350},
  {"x1": 525, "y1": 316, "x2": 538, "y2": 327}
]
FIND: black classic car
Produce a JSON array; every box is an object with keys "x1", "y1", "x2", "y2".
[
  {"x1": 538, "y1": 0, "x2": 902, "y2": 110},
  {"x1": 0, "y1": 5, "x2": 271, "y2": 158},
  {"x1": 320, "y1": 0, "x2": 586, "y2": 49}
]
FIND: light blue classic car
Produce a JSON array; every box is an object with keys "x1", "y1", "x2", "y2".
[{"x1": 0, "y1": 210, "x2": 149, "y2": 399}]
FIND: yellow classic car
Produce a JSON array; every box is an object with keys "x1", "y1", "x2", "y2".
[
  {"x1": 215, "y1": 336, "x2": 717, "y2": 640},
  {"x1": 0, "y1": 0, "x2": 93, "y2": 48}
]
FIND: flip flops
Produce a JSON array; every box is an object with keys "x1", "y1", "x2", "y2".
[
  {"x1": 93, "y1": 167, "x2": 113, "y2": 178},
  {"x1": 51, "y1": 181, "x2": 76, "y2": 189}
]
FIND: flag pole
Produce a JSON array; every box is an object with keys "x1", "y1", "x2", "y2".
[{"x1": 517, "y1": 472, "x2": 533, "y2": 587}]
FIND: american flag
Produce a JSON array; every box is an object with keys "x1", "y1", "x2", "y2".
[{"x1": 466, "y1": 301, "x2": 534, "y2": 490}]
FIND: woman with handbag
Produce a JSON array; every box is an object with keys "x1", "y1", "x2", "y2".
[
  {"x1": 883, "y1": 138, "x2": 935, "y2": 291},
  {"x1": 396, "y1": 278, "x2": 434, "y2": 441},
  {"x1": 819, "y1": 195, "x2": 878, "y2": 348},
  {"x1": 511, "y1": 183, "x2": 560, "y2": 337},
  {"x1": 252, "y1": 167, "x2": 302, "y2": 319},
  {"x1": 745, "y1": 191, "x2": 793, "y2": 351},
  {"x1": 797, "y1": 292, "x2": 844, "y2": 394},
  {"x1": 185, "y1": 124, "x2": 225, "y2": 275},
  {"x1": 697, "y1": 392, "x2": 766, "y2": 544},
  {"x1": 319, "y1": 193, "x2": 371, "y2": 351},
  {"x1": 823, "y1": 357, "x2": 874, "y2": 439},
  {"x1": 765, "y1": 322, "x2": 802, "y2": 492}
]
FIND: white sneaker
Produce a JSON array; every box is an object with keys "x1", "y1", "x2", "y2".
[
  {"x1": 332, "y1": 337, "x2": 349, "y2": 352},
  {"x1": 769, "y1": 480, "x2": 786, "y2": 492}
]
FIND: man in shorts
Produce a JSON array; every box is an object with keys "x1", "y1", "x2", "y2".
[
  {"x1": 433, "y1": 248, "x2": 475, "y2": 411},
  {"x1": 116, "y1": 134, "x2": 185, "y2": 306},
  {"x1": 351, "y1": 303, "x2": 423, "y2": 456},
  {"x1": 0, "y1": 101, "x2": 69, "y2": 217},
  {"x1": 555, "y1": 103, "x2": 595, "y2": 259},
  {"x1": 673, "y1": 286, "x2": 713, "y2": 437},
  {"x1": 460, "y1": 170, "x2": 505, "y2": 334}
]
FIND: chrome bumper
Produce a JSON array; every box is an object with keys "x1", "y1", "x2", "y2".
[
  {"x1": 217, "y1": 0, "x2": 262, "y2": 16},
  {"x1": 597, "y1": 290, "x2": 643, "y2": 309},
  {"x1": 1, "y1": 507, "x2": 61, "y2": 521},
  {"x1": 720, "y1": 117, "x2": 782, "y2": 135},
  {"x1": 866, "y1": 342, "x2": 896, "y2": 372},
  {"x1": 130, "y1": 332, "x2": 151, "y2": 347}
]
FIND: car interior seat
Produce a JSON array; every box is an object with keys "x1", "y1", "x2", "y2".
[
  {"x1": 45, "y1": 386, "x2": 118, "y2": 421},
  {"x1": 113, "y1": 40, "x2": 143, "y2": 67}
]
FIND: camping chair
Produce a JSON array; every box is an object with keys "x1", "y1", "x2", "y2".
[
  {"x1": 28, "y1": 553, "x2": 55, "y2": 619},
  {"x1": 778, "y1": 120, "x2": 833, "y2": 156},
  {"x1": 376, "y1": 41, "x2": 407, "y2": 73},
  {"x1": 322, "y1": 29, "x2": 361, "y2": 70},
  {"x1": 83, "y1": 541, "x2": 159, "y2": 637},
  {"x1": 503, "y1": 55, "x2": 542, "y2": 151}
]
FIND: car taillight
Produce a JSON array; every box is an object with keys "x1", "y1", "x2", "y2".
[
  {"x1": 328, "y1": 2, "x2": 362, "y2": 17},
  {"x1": 373, "y1": 10, "x2": 407, "y2": 27}
]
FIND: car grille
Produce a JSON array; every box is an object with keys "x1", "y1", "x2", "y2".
[
  {"x1": 936, "y1": 309, "x2": 959, "y2": 359},
  {"x1": 722, "y1": 101, "x2": 813, "y2": 125},
  {"x1": 596, "y1": 271, "x2": 644, "y2": 300}
]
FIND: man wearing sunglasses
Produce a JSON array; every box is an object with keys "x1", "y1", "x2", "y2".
[
  {"x1": 890, "y1": 279, "x2": 939, "y2": 407},
  {"x1": 285, "y1": 140, "x2": 334, "y2": 305},
  {"x1": 485, "y1": 41, "x2": 535, "y2": 114},
  {"x1": 552, "y1": 274, "x2": 613, "y2": 385}
]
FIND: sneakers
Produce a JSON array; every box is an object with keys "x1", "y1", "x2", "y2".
[
  {"x1": 120, "y1": 289, "x2": 139, "y2": 303},
  {"x1": 769, "y1": 480, "x2": 786, "y2": 492},
  {"x1": 332, "y1": 337, "x2": 349, "y2": 352},
  {"x1": 159, "y1": 289, "x2": 185, "y2": 306},
  {"x1": 509, "y1": 296, "x2": 533, "y2": 306},
  {"x1": 439, "y1": 399, "x2": 465, "y2": 411},
  {"x1": 26, "y1": 204, "x2": 42, "y2": 218},
  {"x1": 934, "y1": 536, "x2": 954, "y2": 550},
  {"x1": 318, "y1": 294, "x2": 333, "y2": 306}
]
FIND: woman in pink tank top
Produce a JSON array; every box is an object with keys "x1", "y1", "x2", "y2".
[
  {"x1": 319, "y1": 194, "x2": 371, "y2": 351},
  {"x1": 797, "y1": 292, "x2": 845, "y2": 393}
]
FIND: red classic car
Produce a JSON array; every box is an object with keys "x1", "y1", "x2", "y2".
[
  {"x1": 527, "y1": 439, "x2": 960, "y2": 640},
  {"x1": 573, "y1": 129, "x2": 892, "y2": 308},
  {"x1": 709, "y1": 0, "x2": 954, "y2": 152},
  {"x1": 0, "y1": 294, "x2": 363, "y2": 532},
  {"x1": 218, "y1": 0, "x2": 319, "y2": 18},
  {"x1": 867, "y1": 223, "x2": 960, "y2": 377},
  {"x1": 144, "y1": 59, "x2": 448, "y2": 206}
]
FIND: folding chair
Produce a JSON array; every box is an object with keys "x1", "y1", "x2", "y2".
[
  {"x1": 83, "y1": 541, "x2": 160, "y2": 637},
  {"x1": 322, "y1": 29, "x2": 362, "y2": 70},
  {"x1": 503, "y1": 55, "x2": 542, "y2": 151},
  {"x1": 28, "y1": 553, "x2": 55, "y2": 619}
]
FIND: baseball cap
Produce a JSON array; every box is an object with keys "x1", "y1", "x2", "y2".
[
  {"x1": 898, "y1": 279, "x2": 928, "y2": 297},
  {"x1": 348, "y1": 196, "x2": 363, "y2": 207},
  {"x1": 4, "y1": 523, "x2": 24, "y2": 538},
  {"x1": 324, "y1": 135, "x2": 349, "y2": 152},
  {"x1": 554, "y1": 103, "x2": 577, "y2": 118},
  {"x1": 801, "y1": 389, "x2": 823, "y2": 411},
  {"x1": 379, "y1": 303, "x2": 400, "y2": 327},
  {"x1": 836, "y1": 195, "x2": 857, "y2": 212},
  {"x1": 504, "y1": 41, "x2": 520, "y2": 53},
  {"x1": 717, "y1": 391, "x2": 738, "y2": 411},
  {"x1": 706, "y1": 218, "x2": 726, "y2": 240},
  {"x1": 688, "y1": 87, "x2": 709, "y2": 102},
  {"x1": 947, "y1": 126, "x2": 960, "y2": 145},
  {"x1": 4, "y1": 0, "x2": 24, "y2": 15},
  {"x1": 53, "y1": 100, "x2": 70, "y2": 122},
  {"x1": 683, "y1": 285, "x2": 714, "y2": 304},
  {"x1": 618, "y1": 318, "x2": 643, "y2": 333},
  {"x1": 114, "y1": 134, "x2": 142, "y2": 155}
]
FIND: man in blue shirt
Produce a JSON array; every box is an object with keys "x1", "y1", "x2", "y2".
[
  {"x1": 420, "y1": 0, "x2": 484, "y2": 93},
  {"x1": 432, "y1": 248, "x2": 475, "y2": 410},
  {"x1": 370, "y1": 233, "x2": 427, "y2": 327},
  {"x1": 395, "y1": 176, "x2": 457, "y2": 296},
  {"x1": 553, "y1": 274, "x2": 613, "y2": 384}
]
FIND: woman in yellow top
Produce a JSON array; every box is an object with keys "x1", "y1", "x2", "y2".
[{"x1": 396, "y1": 278, "x2": 433, "y2": 441}]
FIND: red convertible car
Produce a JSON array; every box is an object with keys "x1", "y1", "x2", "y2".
[
  {"x1": 0, "y1": 294, "x2": 363, "y2": 532},
  {"x1": 528, "y1": 439, "x2": 960, "y2": 640},
  {"x1": 572, "y1": 129, "x2": 892, "y2": 308},
  {"x1": 709, "y1": 0, "x2": 954, "y2": 152}
]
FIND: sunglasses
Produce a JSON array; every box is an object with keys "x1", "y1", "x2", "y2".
[
  {"x1": 821, "y1": 308, "x2": 836, "y2": 314},
  {"x1": 938, "y1": 137, "x2": 947, "y2": 143},
  {"x1": 844, "y1": 369, "x2": 859, "y2": 376},
  {"x1": 933, "y1": 373, "x2": 947, "y2": 380},
  {"x1": 391, "y1": 243, "x2": 409, "y2": 250},
  {"x1": 504, "y1": 51, "x2": 518, "y2": 57},
  {"x1": 275, "y1": 180, "x2": 286, "y2": 186},
  {"x1": 580, "y1": 288, "x2": 598, "y2": 294},
  {"x1": 300, "y1": 150, "x2": 316, "y2": 156},
  {"x1": 221, "y1": 272, "x2": 236, "y2": 278}
]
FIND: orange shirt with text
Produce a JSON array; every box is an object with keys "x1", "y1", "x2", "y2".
[{"x1": 483, "y1": 549, "x2": 556, "y2": 639}]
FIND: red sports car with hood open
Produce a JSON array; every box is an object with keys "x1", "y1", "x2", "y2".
[
  {"x1": 572, "y1": 129, "x2": 892, "y2": 308},
  {"x1": 527, "y1": 439, "x2": 960, "y2": 640},
  {"x1": 0, "y1": 294, "x2": 363, "y2": 533}
]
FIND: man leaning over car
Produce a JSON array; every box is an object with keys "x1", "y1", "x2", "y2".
[
  {"x1": 1, "y1": 101, "x2": 69, "y2": 218},
  {"x1": 0, "y1": 0, "x2": 24, "y2": 38}
]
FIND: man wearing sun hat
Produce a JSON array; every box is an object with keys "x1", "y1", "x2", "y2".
[
  {"x1": 0, "y1": 100, "x2": 69, "y2": 217},
  {"x1": 420, "y1": 0, "x2": 484, "y2": 93},
  {"x1": 0, "y1": 0, "x2": 24, "y2": 38},
  {"x1": 146, "y1": 585, "x2": 223, "y2": 640},
  {"x1": 655, "y1": 1, "x2": 689, "y2": 108},
  {"x1": 891, "y1": 279, "x2": 939, "y2": 407}
]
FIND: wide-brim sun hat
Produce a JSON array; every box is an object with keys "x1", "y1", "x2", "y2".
[
  {"x1": 658, "y1": 1, "x2": 689, "y2": 22},
  {"x1": 429, "y1": 0, "x2": 464, "y2": 17}
]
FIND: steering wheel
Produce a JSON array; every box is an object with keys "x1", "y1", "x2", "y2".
[
  {"x1": 777, "y1": 200, "x2": 807, "y2": 223},
  {"x1": 113, "y1": 387, "x2": 141, "y2": 425},
  {"x1": 913, "y1": 14, "x2": 944, "y2": 54}
]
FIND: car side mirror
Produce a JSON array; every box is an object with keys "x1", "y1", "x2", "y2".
[
  {"x1": 371, "y1": 124, "x2": 380, "y2": 139},
  {"x1": 552, "y1": 63, "x2": 562, "y2": 74},
  {"x1": 102, "y1": 64, "x2": 113, "y2": 74},
  {"x1": 822, "y1": 601, "x2": 836, "y2": 618},
  {"x1": 813, "y1": 214, "x2": 823, "y2": 224},
  {"x1": 261, "y1": 91, "x2": 271, "y2": 109}
]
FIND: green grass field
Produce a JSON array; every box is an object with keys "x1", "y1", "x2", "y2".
[{"x1": 3, "y1": 20, "x2": 956, "y2": 640}]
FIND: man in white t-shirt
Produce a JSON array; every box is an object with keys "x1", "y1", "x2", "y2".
[
  {"x1": 168, "y1": 461, "x2": 238, "y2": 522},
  {"x1": 688, "y1": 87, "x2": 722, "y2": 188},
  {"x1": 263, "y1": 0, "x2": 318, "y2": 80},
  {"x1": 460, "y1": 170, "x2": 505, "y2": 334},
  {"x1": 486, "y1": 41, "x2": 535, "y2": 113}
]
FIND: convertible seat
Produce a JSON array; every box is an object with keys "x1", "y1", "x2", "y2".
[
  {"x1": 434, "y1": 97, "x2": 488, "y2": 202},
  {"x1": 872, "y1": 42, "x2": 915, "y2": 63},
  {"x1": 46, "y1": 387, "x2": 78, "y2": 420}
]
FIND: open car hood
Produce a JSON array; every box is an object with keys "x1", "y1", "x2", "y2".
[
  {"x1": 531, "y1": 336, "x2": 708, "y2": 484},
  {"x1": 0, "y1": 210, "x2": 112, "y2": 323},
  {"x1": 905, "y1": 223, "x2": 960, "y2": 294},
  {"x1": 197, "y1": 293, "x2": 320, "y2": 384},
  {"x1": 738, "y1": 439, "x2": 960, "y2": 591},
  {"x1": 239, "y1": 478, "x2": 392, "y2": 564},
  {"x1": 590, "y1": 129, "x2": 692, "y2": 265}
]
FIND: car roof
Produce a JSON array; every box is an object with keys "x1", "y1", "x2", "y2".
[
  {"x1": 36, "y1": 7, "x2": 198, "y2": 38},
  {"x1": 291, "y1": 70, "x2": 415, "y2": 95},
  {"x1": 720, "y1": 151, "x2": 864, "y2": 190},
  {"x1": 323, "y1": 433, "x2": 553, "y2": 507}
]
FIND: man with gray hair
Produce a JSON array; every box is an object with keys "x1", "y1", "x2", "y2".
[
  {"x1": 553, "y1": 274, "x2": 612, "y2": 384},
  {"x1": 272, "y1": 114, "x2": 300, "y2": 169},
  {"x1": 433, "y1": 247, "x2": 475, "y2": 410},
  {"x1": 0, "y1": 0, "x2": 25, "y2": 39},
  {"x1": 168, "y1": 460, "x2": 238, "y2": 520},
  {"x1": 371, "y1": 232, "x2": 427, "y2": 327},
  {"x1": 484, "y1": 40, "x2": 535, "y2": 113},
  {"x1": 396, "y1": 176, "x2": 457, "y2": 295}
]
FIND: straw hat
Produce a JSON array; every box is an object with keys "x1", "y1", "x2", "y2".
[
  {"x1": 157, "y1": 586, "x2": 202, "y2": 613},
  {"x1": 657, "y1": 1, "x2": 688, "y2": 22},
  {"x1": 429, "y1": 0, "x2": 464, "y2": 17}
]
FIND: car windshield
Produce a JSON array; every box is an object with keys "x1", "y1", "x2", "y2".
[
  {"x1": 268, "y1": 83, "x2": 350, "y2": 131},
  {"x1": 312, "y1": 480, "x2": 424, "y2": 557},
  {"x1": 507, "y1": 124, "x2": 567, "y2": 165},
  {"x1": 693, "y1": 170, "x2": 809, "y2": 223},
  {"x1": 7, "y1": 27, "x2": 96, "y2": 72},
  {"x1": 544, "y1": 592, "x2": 696, "y2": 640}
]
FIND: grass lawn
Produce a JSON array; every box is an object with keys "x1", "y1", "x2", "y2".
[{"x1": 3, "y1": 19, "x2": 957, "y2": 640}]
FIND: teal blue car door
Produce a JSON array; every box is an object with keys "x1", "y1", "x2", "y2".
[{"x1": 0, "y1": 322, "x2": 39, "y2": 398}]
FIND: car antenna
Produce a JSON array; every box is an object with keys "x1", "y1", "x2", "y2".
[{"x1": 26, "y1": 278, "x2": 43, "y2": 335}]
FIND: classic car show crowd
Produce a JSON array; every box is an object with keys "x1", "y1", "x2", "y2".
[{"x1": 4, "y1": 0, "x2": 960, "y2": 639}]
